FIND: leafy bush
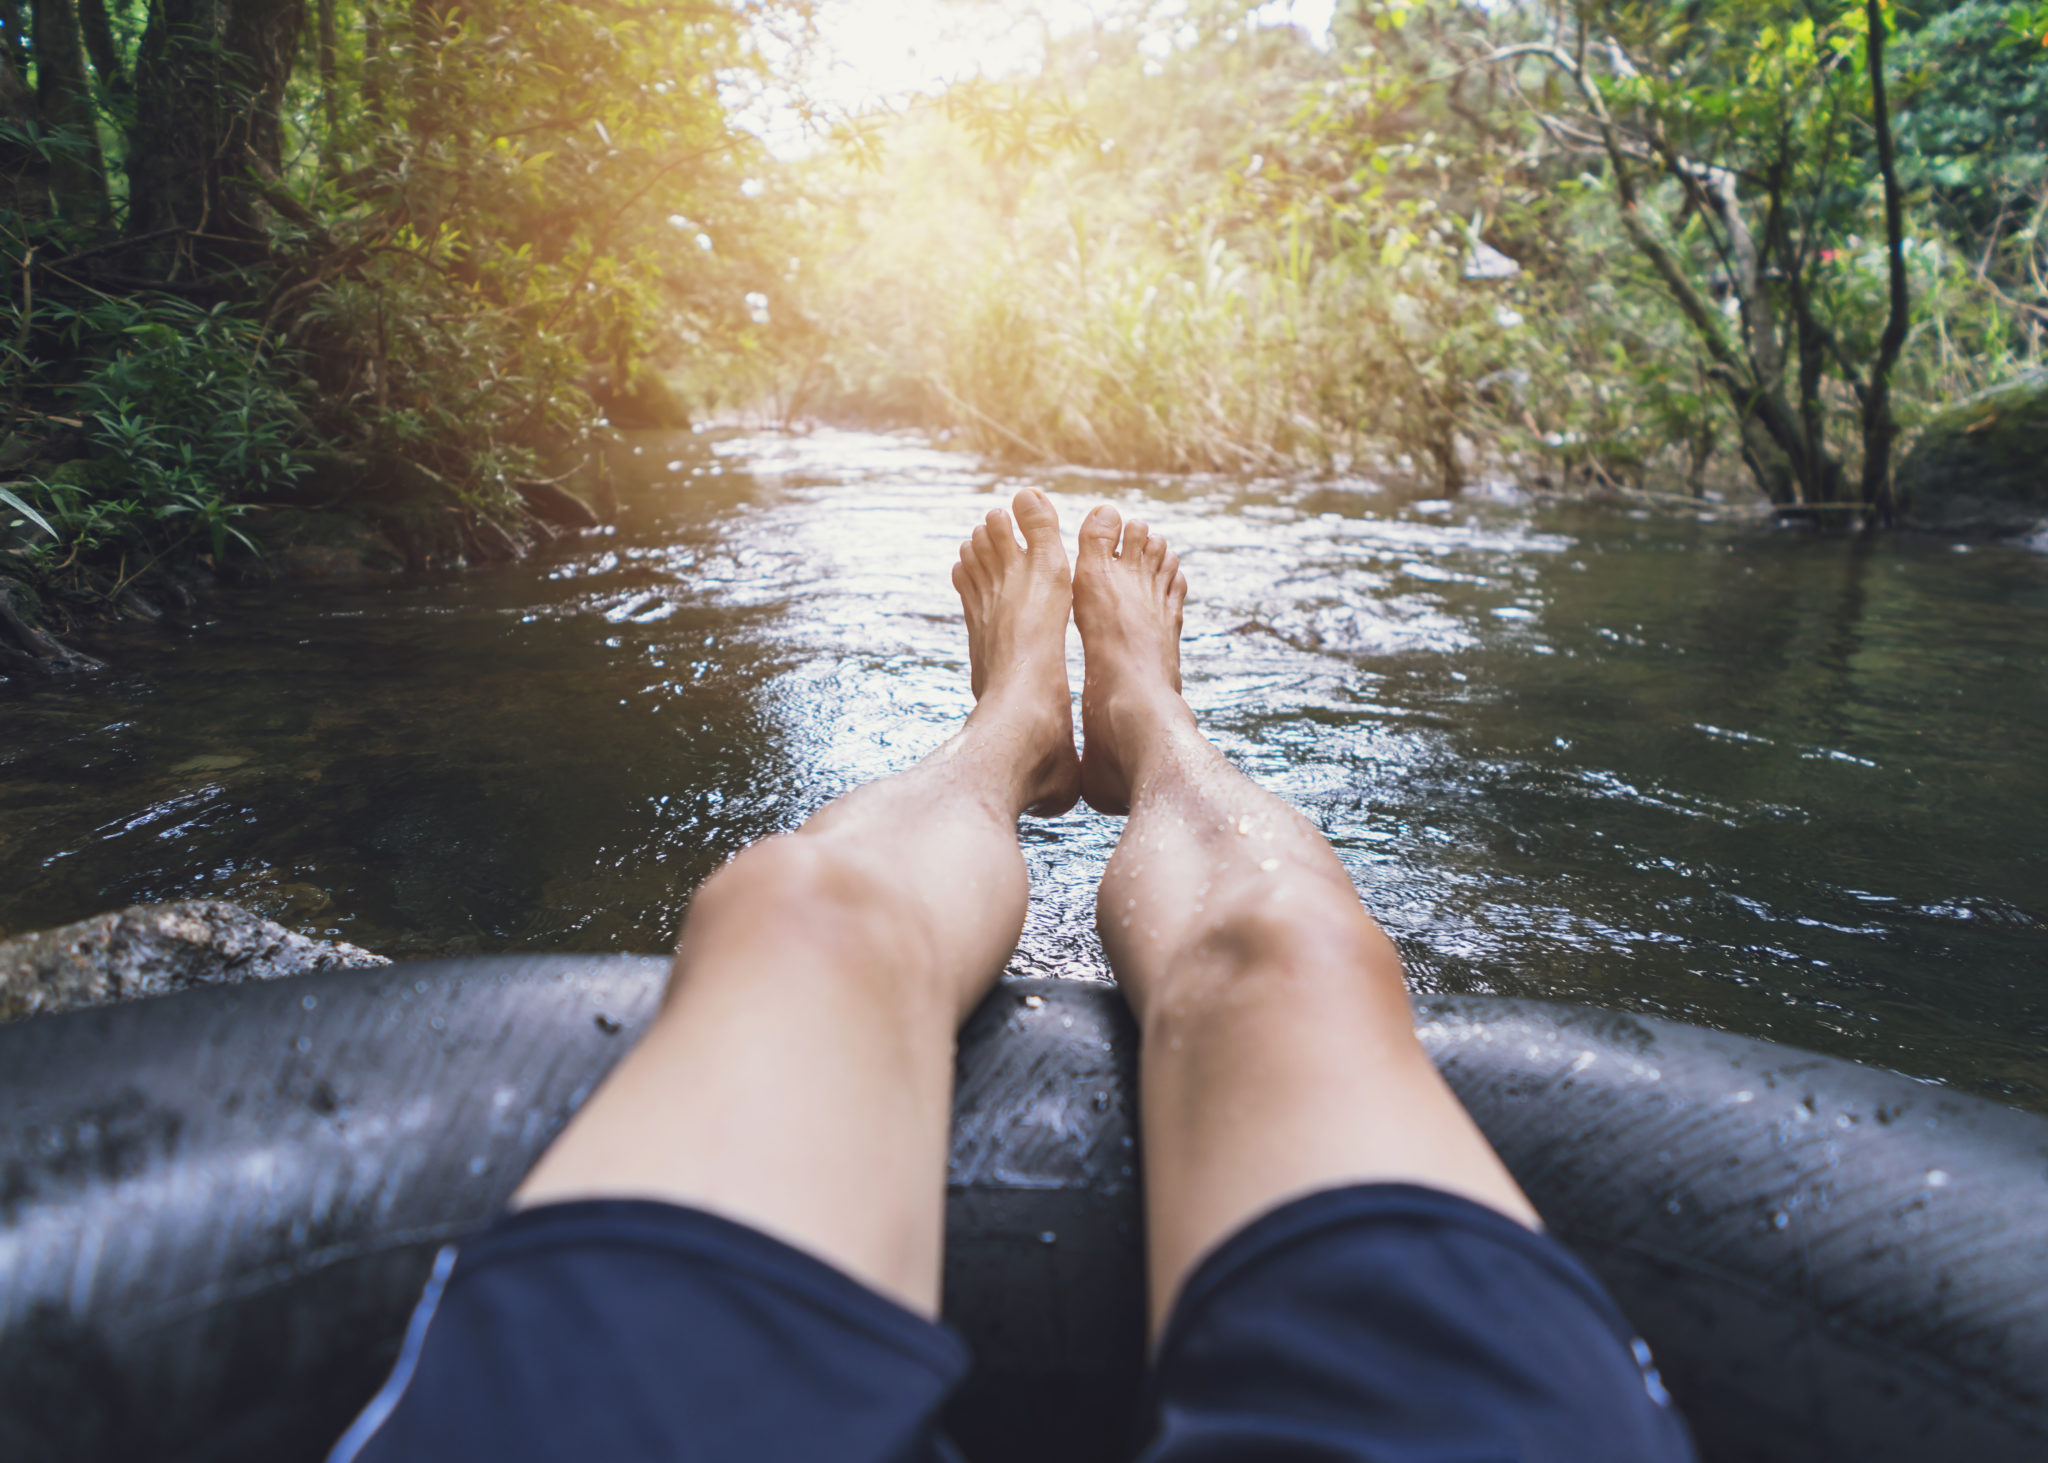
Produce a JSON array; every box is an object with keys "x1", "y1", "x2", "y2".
[
  {"x1": 5, "y1": 294, "x2": 306, "y2": 575},
  {"x1": 0, "y1": 0, "x2": 795, "y2": 627}
]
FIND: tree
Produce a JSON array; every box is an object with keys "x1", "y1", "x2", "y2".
[
  {"x1": 127, "y1": 0, "x2": 308, "y2": 268},
  {"x1": 1469, "y1": 0, "x2": 1913, "y2": 517},
  {"x1": 0, "y1": 0, "x2": 793, "y2": 645},
  {"x1": 32, "y1": 0, "x2": 108, "y2": 218}
]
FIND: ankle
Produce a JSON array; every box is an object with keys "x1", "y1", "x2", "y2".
[
  {"x1": 967, "y1": 685, "x2": 1072, "y2": 758},
  {"x1": 953, "y1": 695, "x2": 1080, "y2": 817},
  {"x1": 1102, "y1": 688, "x2": 1197, "y2": 781}
]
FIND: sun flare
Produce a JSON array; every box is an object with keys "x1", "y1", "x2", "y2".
[{"x1": 803, "y1": 0, "x2": 1337, "y2": 115}]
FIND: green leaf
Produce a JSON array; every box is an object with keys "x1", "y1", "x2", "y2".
[{"x1": 0, "y1": 486, "x2": 56, "y2": 539}]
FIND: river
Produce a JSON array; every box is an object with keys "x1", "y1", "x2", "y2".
[{"x1": 3, "y1": 429, "x2": 2045, "y2": 1107}]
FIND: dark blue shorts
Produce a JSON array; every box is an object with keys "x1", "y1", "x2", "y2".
[{"x1": 331, "y1": 1184, "x2": 1695, "y2": 1463}]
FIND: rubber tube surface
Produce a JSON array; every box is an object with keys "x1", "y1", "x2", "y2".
[{"x1": 0, "y1": 957, "x2": 2044, "y2": 1463}]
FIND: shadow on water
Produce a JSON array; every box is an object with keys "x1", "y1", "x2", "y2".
[{"x1": 2, "y1": 429, "x2": 2045, "y2": 1107}]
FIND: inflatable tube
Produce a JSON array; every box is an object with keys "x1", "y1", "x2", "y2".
[{"x1": 1, "y1": 956, "x2": 2044, "y2": 1463}]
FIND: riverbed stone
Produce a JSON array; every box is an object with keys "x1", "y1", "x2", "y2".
[
  {"x1": 1898, "y1": 372, "x2": 2048, "y2": 534},
  {"x1": 0, "y1": 901, "x2": 387, "y2": 1024}
]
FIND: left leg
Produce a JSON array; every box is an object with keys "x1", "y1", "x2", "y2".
[{"x1": 513, "y1": 488, "x2": 1080, "y2": 1314}]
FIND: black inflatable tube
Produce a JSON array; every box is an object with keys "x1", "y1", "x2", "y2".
[{"x1": 1, "y1": 956, "x2": 2045, "y2": 1463}]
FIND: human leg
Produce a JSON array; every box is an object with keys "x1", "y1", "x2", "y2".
[
  {"x1": 512, "y1": 487, "x2": 1081, "y2": 1315},
  {"x1": 334, "y1": 491, "x2": 1080, "y2": 1463},
  {"x1": 1069, "y1": 503, "x2": 1538, "y2": 1333},
  {"x1": 1063, "y1": 505, "x2": 1689, "y2": 1463}
]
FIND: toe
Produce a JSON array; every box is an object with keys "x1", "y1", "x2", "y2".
[
  {"x1": 1169, "y1": 571, "x2": 1188, "y2": 609},
  {"x1": 985, "y1": 508, "x2": 1021, "y2": 562},
  {"x1": 1079, "y1": 505, "x2": 1121, "y2": 565},
  {"x1": 1159, "y1": 548, "x2": 1179, "y2": 587},
  {"x1": 1143, "y1": 535, "x2": 1168, "y2": 571},
  {"x1": 1120, "y1": 520, "x2": 1150, "y2": 561},
  {"x1": 959, "y1": 540, "x2": 987, "y2": 592},
  {"x1": 1013, "y1": 489, "x2": 1063, "y2": 558}
]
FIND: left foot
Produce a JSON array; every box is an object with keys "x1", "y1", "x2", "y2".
[{"x1": 952, "y1": 489, "x2": 1083, "y2": 817}]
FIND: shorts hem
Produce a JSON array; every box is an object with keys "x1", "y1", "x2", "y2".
[
  {"x1": 468, "y1": 1198, "x2": 969, "y2": 1381},
  {"x1": 1156, "y1": 1181, "x2": 1635, "y2": 1367}
]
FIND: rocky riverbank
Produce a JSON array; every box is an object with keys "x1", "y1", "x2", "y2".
[{"x1": 0, "y1": 902, "x2": 386, "y2": 1024}]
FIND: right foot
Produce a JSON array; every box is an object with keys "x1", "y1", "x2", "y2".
[
  {"x1": 1071, "y1": 505, "x2": 1192, "y2": 815},
  {"x1": 952, "y1": 489, "x2": 1083, "y2": 817}
]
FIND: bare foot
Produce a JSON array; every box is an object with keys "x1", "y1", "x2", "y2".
[
  {"x1": 1071, "y1": 505, "x2": 1193, "y2": 815},
  {"x1": 951, "y1": 488, "x2": 1083, "y2": 817}
]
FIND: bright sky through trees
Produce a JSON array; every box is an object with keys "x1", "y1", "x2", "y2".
[{"x1": 803, "y1": 0, "x2": 1337, "y2": 113}]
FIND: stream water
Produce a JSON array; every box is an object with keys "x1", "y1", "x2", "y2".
[{"x1": 4, "y1": 429, "x2": 2045, "y2": 1107}]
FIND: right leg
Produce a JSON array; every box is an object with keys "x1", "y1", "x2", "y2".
[{"x1": 1070, "y1": 505, "x2": 1538, "y2": 1333}]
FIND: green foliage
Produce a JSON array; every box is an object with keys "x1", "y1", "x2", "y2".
[
  {"x1": 0, "y1": 0, "x2": 799, "y2": 613},
  {"x1": 1897, "y1": 0, "x2": 2048, "y2": 220},
  {"x1": 774, "y1": 0, "x2": 2044, "y2": 505},
  {"x1": 0, "y1": 484, "x2": 54, "y2": 538},
  {"x1": 297, "y1": 0, "x2": 782, "y2": 413},
  {"x1": 8, "y1": 294, "x2": 305, "y2": 568},
  {"x1": 1893, "y1": 0, "x2": 2048, "y2": 327}
]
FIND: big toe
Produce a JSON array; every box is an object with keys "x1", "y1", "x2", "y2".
[
  {"x1": 1078, "y1": 505, "x2": 1121, "y2": 568},
  {"x1": 1013, "y1": 489, "x2": 1064, "y2": 559}
]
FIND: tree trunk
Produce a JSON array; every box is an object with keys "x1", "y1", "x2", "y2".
[
  {"x1": 1707, "y1": 166, "x2": 1783, "y2": 390},
  {"x1": 1859, "y1": 0, "x2": 1910, "y2": 522},
  {"x1": 77, "y1": 0, "x2": 128, "y2": 96},
  {"x1": 0, "y1": 45, "x2": 47, "y2": 218},
  {"x1": 314, "y1": 0, "x2": 336, "y2": 163},
  {"x1": 127, "y1": 0, "x2": 307, "y2": 272},
  {"x1": 31, "y1": 0, "x2": 108, "y2": 219},
  {"x1": 1733, "y1": 407, "x2": 1795, "y2": 503}
]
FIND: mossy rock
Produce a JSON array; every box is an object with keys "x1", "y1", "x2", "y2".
[
  {"x1": 39, "y1": 457, "x2": 129, "y2": 495},
  {"x1": 245, "y1": 508, "x2": 405, "y2": 583},
  {"x1": 1898, "y1": 372, "x2": 2048, "y2": 535}
]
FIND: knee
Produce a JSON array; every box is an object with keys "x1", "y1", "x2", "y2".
[
  {"x1": 684, "y1": 834, "x2": 907, "y2": 967},
  {"x1": 1171, "y1": 874, "x2": 1405, "y2": 1017}
]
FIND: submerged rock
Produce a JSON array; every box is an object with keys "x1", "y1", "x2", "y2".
[
  {"x1": 0, "y1": 901, "x2": 387, "y2": 1024},
  {"x1": 1898, "y1": 373, "x2": 2048, "y2": 535}
]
